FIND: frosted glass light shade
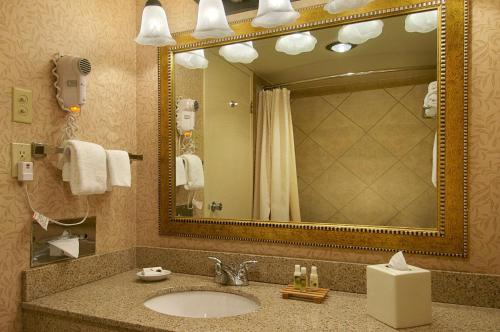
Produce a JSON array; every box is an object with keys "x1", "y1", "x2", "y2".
[
  {"x1": 275, "y1": 32, "x2": 317, "y2": 55},
  {"x1": 405, "y1": 10, "x2": 438, "y2": 33},
  {"x1": 338, "y1": 20, "x2": 384, "y2": 44},
  {"x1": 175, "y1": 50, "x2": 209, "y2": 69},
  {"x1": 219, "y1": 42, "x2": 259, "y2": 64},
  {"x1": 324, "y1": 0, "x2": 373, "y2": 14},
  {"x1": 135, "y1": 0, "x2": 176, "y2": 46},
  {"x1": 251, "y1": 0, "x2": 300, "y2": 28},
  {"x1": 192, "y1": 0, "x2": 234, "y2": 39}
]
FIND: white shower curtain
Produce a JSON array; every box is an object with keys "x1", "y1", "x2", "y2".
[{"x1": 253, "y1": 88, "x2": 301, "y2": 221}]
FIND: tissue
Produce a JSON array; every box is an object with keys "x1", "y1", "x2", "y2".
[
  {"x1": 48, "y1": 238, "x2": 79, "y2": 258},
  {"x1": 388, "y1": 251, "x2": 410, "y2": 271}
]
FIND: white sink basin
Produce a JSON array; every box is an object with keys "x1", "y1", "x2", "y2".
[{"x1": 144, "y1": 290, "x2": 260, "y2": 318}]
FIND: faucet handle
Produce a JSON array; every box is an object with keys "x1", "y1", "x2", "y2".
[
  {"x1": 208, "y1": 256, "x2": 222, "y2": 264},
  {"x1": 239, "y1": 260, "x2": 258, "y2": 270}
]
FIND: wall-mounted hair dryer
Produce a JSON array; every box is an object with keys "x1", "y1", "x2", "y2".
[{"x1": 52, "y1": 55, "x2": 91, "y2": 113}]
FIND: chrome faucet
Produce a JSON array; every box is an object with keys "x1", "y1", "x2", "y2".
[{"x1": 208, "y1": 257, "x2": 257, "y2": 286}]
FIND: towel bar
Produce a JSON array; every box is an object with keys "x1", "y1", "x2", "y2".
[{"x1": 31, "y1": 142, "x2": 143, "y2": 161}]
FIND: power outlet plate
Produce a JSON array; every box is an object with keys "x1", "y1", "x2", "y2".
[
  {"x1": 12, "y1": 87, "x2": 33, "y2": 124},
  {"x1": 11, "y1": 143, "x2": 32, "y2": 177}
]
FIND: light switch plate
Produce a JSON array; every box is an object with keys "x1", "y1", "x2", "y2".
[
  {"x1": 11, "y1": 143, "x2": 32, "y2": 177},
  {"x1": 12, "y1": 87, "x2": 33, "y2": 124}
]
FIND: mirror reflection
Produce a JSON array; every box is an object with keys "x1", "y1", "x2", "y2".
[{"x1": 173, "y1": 11, "x2": 438, "y2": 228}]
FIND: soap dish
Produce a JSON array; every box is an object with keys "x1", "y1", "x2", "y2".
[{"x1": 136, "y1": 270, "x2": 171, "y2": 282}]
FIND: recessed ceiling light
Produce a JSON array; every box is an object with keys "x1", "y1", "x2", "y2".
[{"x1": 326, "y1": 41, "x2": 355, "y2": 53}]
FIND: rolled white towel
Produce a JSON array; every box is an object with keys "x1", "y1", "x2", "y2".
[
  {"x1": 424, "y1": 91, "x2": 437, "y2": 109},
  {"x1": 180, "y1": 154, "x2": 204, "y2": 190},
  {"x1": 106, "y1": 150, "x2": 131, "y2": 191},
  {"x1": 58, "y1": 140, "x2": 107, "y2": 195},
  {"x1": 428, "y1": 81, "x2": 437, "y2": 93},
  {"x1": 176, "y1": 157, "x2": 187, "y2": 186}
]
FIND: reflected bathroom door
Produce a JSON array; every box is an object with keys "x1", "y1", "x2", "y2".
[{"x1": 203, "y1": 51, "x2": 253, "y2": 219}]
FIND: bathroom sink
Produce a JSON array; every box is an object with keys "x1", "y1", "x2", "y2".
[{"x1": 144, "y1": 290, "x2": 260, "y2": 318}]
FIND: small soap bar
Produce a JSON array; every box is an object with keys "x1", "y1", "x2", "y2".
[
  {"x1": 143, "y1": 267, "x2": 163, "y2": 276},
  {"x1": 367, "y1": 264, "x2": 432, "y2": 329}
]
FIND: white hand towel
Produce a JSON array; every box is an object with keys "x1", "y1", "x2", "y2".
[
  {"x1": 432, "y1": 132, "x2": 437, "y2": 187},
  {"x1": 176, "y1": 157, "x2": 187, "y2": 186},
  {"x1": 48, "y1": 237, "x2": 79, "y2": 258},
  {"x1": 106, "y1": 150, "x2": 131, "y2": 191},
  {"x1": 180, "y1": 154, "x2": 204, "y2": 190},
  {"x1": 59, "y1": 140, "x2": 107, "y2": 195}
]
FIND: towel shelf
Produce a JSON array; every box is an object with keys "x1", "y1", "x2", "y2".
[{"x1": 31, "y1": 142, "x2": 143, "y2": 161}]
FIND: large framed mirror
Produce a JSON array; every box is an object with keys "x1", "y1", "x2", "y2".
[{"x1": 159, "y1": 0, "x2": 469, "y2": 257}]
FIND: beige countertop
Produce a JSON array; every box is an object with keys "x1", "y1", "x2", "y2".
[{"x1": 22, "y1": 271, "x2": 500, "y2": 332}]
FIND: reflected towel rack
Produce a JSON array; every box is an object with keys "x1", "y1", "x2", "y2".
[{"x1": 31, "y1": 142, "x2": 143, "y2": 161}]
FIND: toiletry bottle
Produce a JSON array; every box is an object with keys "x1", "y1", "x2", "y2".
[
  {"x1": 310, "y1": 266, "x2": 319, "y2": 289},
  {"x1": 300, "y1": 266, "x2": 307, "y2": 291},
  {"x1": 293, "y1": 265, "x2": 301, "y2": 289}
]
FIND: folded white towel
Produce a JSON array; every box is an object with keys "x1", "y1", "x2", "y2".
[
  {"x1": 180, "y1": 154, "x2": 204, "y2": 190},
  {"x1": 59, "y1": 140, "x2": 107, "y2": 195},
  {"x1": 176, "y1": 157, "x2": 187, "y2": 186},
  {"x1": 106, "y1": 150, "x2": 131, "y2": 191},
  {"x1": 432, "y1": 132, "x2": 437, "y2": 187}
]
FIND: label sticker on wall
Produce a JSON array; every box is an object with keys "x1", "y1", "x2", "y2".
[{"x1": 33, "y1": 212, "x2": 49, "y2": 231}]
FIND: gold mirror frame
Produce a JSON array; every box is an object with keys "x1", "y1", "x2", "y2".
[{"x1": 159, "y1": 0, "x2": 469, "y2": 257}]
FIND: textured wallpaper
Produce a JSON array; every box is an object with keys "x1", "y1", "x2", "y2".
[
  {"x1": 136, "y1": 0, "x2": 500, "y2": 276},
  {"x1": 0, "y1": 1, "x2": 137, "y2": 330}
]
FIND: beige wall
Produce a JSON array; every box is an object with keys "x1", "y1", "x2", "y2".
[
  {"x1": 0, "y1": 1, "x2": 137, "y2": 330},
  {"x1": 292, "y1": 84, "x2": 436, "y2": 228},
  {"x1": 0, "y1": 1, "x2": 496, "y2": 331},
  {"x1": 136, "y1": 0, "x2": 500, "y2": 276}
]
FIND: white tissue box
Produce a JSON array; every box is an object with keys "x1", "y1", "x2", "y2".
[{"x1": 367, "y1": 264, "x2": 432, "y2": 329}]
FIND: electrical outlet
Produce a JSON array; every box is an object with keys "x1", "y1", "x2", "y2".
[
  {"x1": 12, "y1": 87, "x2": 33, "y2": 124},
  {"x1": 11, "y1": 143, "x2": 32, "y2": 177}
]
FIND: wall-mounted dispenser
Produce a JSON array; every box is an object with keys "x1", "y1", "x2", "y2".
[{"x1": 52, "y1": 55, "x2": 92, "y2": 113}]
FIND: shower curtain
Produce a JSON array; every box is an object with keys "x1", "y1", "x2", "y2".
[{"x1": 253, "y1": 88, "x2": 301, "y2": 221}]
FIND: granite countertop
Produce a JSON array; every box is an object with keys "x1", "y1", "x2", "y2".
[{"x1": 22, "y1": 271, "x2": 500, "y2": 332}]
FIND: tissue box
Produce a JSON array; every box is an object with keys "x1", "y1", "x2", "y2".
[{"x1": 367, "y1": 264, "x2": 432, "y2": 329}]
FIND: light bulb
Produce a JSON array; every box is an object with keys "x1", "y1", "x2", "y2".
[
  {"x1": 251, "y1": 0, "x2": 300, "y2": 28},
  {"x1": 135, "y1": 0, "x2": 176, "y2": 46},
  {"x1": 175, "y1": 50, "x2": 209, "y2": 69},
  {"x1": 219, "y1": 41, "x2": 259, "y2": 63},
  {"x1": 338, "y1": 19, "x2": 384, "y2": 45},
  {"x1": 275, "y1": 32, "x2": 317, "y2": 55},
  {"x1": 192, "y1": 0, "x2": 234, "y2": 39}
]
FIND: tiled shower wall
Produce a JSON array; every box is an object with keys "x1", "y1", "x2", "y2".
[
  {"x1": 292, "y1": 84, "x2": 436, "y2": 227},
  {"x1": 136, "y1": 0, "x2": 500, "y2": 275},
  {"x1": 0, "y1": 1, "x2": 137, "y2": 330}
]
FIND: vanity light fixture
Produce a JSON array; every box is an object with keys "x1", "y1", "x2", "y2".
[
  {"x1": 275, "y1": 32, "x2": 317, "y2": 55},
  {"x1": 338, "y1": 20, "x2": 384, "y2": 45},
  {"x1": 174, "y1": 49, "x2": 209, "y2": 69},
  {"x1": 324, "y1": 0, "x2": 373, "y2": 14},
  {"x1": 219, "y1": 41, "x2": 259, "y2": 64},
  {"x1": 405, "y1": 10, "x2": 438, "y2": 33},
  {"x1": 251, "y1": 0, "x2": 300, "y2": 28},
  {"x1": 192, "y1": 0, "x2": 234, "y2": 39},
  {"x1": 326, "y1": 41, "x2": 355, "y2": 53},
  {"x1": 135, "y1": 0, "x2": 176, "y2": 46}
]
